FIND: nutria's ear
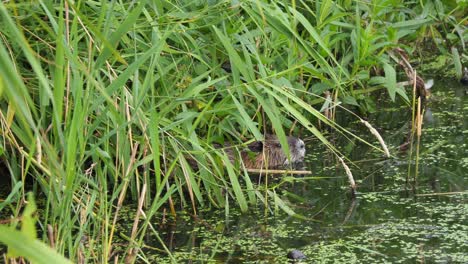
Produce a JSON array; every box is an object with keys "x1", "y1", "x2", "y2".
[{"x1": 247, "y1": 141, "x2": 264, "y2": 152}]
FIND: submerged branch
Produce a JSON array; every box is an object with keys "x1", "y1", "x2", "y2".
[
  {"x1": 415, "y1": 191, "x2": 467, "y2": 197},
  {"x1": 246, "y1": 168, "x2": 311, "y2": 175}
]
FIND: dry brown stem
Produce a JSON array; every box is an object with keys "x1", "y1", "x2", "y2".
[
  {"x1": 338, "y1": 157, "x2": 356, "y2": 192},
  {"x1": 360, "y1": 119, "x2": 390, "y2": 158}
]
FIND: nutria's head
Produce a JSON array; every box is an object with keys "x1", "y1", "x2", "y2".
[
  {"x1": 461, "y1": 67, "x2": 468, "y2": 85},
  {"x1": 285, "y1": 136, "x2": 306, "y2": 165},
  {"x1": 245, "y1": 135, "x2": 306, "y2": 168}
]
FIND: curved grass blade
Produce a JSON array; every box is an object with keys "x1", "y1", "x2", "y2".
[
  {"x1": 0, "y1": 226, "x2": 72, "y2": 264},
  {"x1": 221, "y1": 152, "x2": 248, "y2": 212}
]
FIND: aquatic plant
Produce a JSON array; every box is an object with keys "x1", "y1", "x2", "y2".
[{"x1": 0, "y1": 0, "x2": 465, "y2": 262}]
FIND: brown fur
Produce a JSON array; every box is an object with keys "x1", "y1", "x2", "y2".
[
  {"x1": 185, "y1": 135, "x2": 306, "y2": 170},
  {"x1": 223, "y1": 135, "x2": 306, "y2": 169}
]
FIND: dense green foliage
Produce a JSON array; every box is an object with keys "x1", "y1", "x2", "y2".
[{"x1": 0, "y1": 0, "x2": 466, "y2": 262}]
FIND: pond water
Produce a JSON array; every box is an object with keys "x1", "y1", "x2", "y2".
[
  {"x1": 1, "y1": 78, "x2": 465, "y2": 263},
  {"x1": 133, "y1": 78, "x2": 466, "y2": 263}
]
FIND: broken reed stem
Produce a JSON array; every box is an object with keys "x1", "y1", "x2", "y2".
[
  {"x1": 338, "y1": 157, "x2": 356, "y2": 193},
  {"x1": 107, "y1": 142, "x2": 139, "y2": 260},
  {"x1": 360, "y1": 119, "x2": 390, "y2": 158},
  {"x1": 126, "y1": 183, "x2": 147, "y2": 264},
  {"x1": 414, "y1": 96, "x2": 423, "y2": 185},
  {"x1": 36, "y1": 135, "x2": 42, "y2": 164},
  {"x1": 406, "y1": 70, "x2": 418, "y2": 185},
  {"x1": 130, "y1": 183, "x2": 146, "y2": 240},
  {"x1": 417, "y1": 97, "x2": 423, "y2": 137},
  {"x1": 47, "y1": 224, "x2": 55, "y2": 249}
]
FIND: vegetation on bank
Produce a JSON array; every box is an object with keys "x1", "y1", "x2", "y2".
[{"x1": 0, "y1": 0, "x2": 466, "y2": 262}]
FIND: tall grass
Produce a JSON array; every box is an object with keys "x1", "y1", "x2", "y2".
[{"x1": 0, "y1": 0, "x2": 465, "y2": 262}]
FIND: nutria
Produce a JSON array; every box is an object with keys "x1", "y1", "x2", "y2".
[
  {"x1": 185, "y1": 135, "x2": 305, "y2": 170},
  {"x1": 461, "y1": 67, "x2": 468, "y2": 86},
  {"x1": 222, "y1": 135, "x2": 306, "y2": 169}
]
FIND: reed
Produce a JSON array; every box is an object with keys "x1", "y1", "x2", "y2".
[
  {"x1": 360, "y1": 119, "x2": 391, "y2": 158},
  {"x1": 0, "y1": 0, "x2": 465, "y2": 262}
]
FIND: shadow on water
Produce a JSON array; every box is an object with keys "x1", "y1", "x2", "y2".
[{"x1": 132, "y1": 77, "x2": 467, "y2": 263}]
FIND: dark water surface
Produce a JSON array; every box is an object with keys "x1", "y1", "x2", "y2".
[{"x1": 137, "y1": 78, "x2": 466, "y2": 263}]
